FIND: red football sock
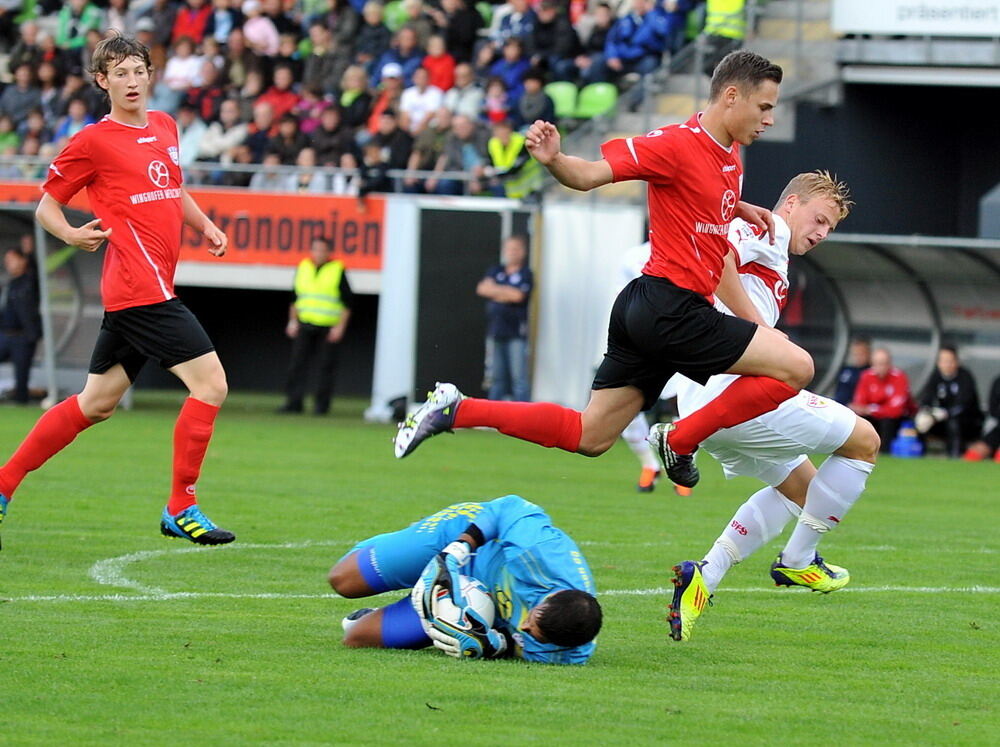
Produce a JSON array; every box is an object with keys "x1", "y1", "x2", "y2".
[
  {"x1": 168, "y1": 397, "x2": 220, "y2": 515},
  {"x1": 0, "y1": 395, "x2": 94, "y2": 498},
  {"x1": 454, "y1": 398, "x2": 582, "y2": 452},
  {"x1": 669, "y1": 377, "x2": 798, "y2": 455}
]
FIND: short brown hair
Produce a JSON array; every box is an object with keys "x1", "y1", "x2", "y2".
[
  {"x1": 709, "y1": 50, "x2": 783, "y2": 101},
  {"x1": 776, "y1": 170, "x2": 854, "y2": 221},
  {"x1": 89, "y1": 32, "x2": 153, "y2": 82}
]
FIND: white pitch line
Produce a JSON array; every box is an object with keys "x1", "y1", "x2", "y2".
[{"x1": 4, "y1": 586, "x2": 999, "y2": 604}]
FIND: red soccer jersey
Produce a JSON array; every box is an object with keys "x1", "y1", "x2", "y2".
[
  {"x1": 43, "y1": 110, "x2": 184, "y2": 312},
  {"x1": 852, "y1": 367, "x2": 915, "y2": 419},
  {"x1": 601, "y1": 113, "x2": 743, "y2": 299}
]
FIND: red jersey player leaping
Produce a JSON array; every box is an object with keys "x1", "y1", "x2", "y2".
[
  {"x1": 0, "y1": 34, "x2": 234, "y2": 548},
  {"x1": 394, "y1": 51, "x2": 813, "y2": 492}
]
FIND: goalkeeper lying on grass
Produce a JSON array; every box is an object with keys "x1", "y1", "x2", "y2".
[{"x1": 328, "y1": 495, "x2": 602, "y2": 664}]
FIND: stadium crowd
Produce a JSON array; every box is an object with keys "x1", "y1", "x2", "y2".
[{"x1": 0, "y1": 0, "x2": 726, "y2": 196}]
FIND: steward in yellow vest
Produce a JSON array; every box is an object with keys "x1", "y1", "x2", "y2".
[
  {"x1": 704, "y1": 0, "x2": 746, "y2": 40},
  {"x1": 279, "y1": 236, "x2": 354, "y2": 415},
  {"x1": 486, "y1": 120, "x2": 542, "y2": 199}
]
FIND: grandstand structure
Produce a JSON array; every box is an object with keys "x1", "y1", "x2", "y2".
[{"x1": 0, "y1": 0, "x2": 997, "y2": 414}]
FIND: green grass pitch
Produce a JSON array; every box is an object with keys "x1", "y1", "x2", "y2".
[{"x1": 1, "y1": 393, "x2": 997, "y2": 744}]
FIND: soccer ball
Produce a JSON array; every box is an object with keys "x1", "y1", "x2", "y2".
[{"x1": 412, "y1": 574, "x2": 496, "y2": 630}]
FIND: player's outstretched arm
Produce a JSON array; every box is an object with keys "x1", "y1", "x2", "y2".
[
  {"x1": 35, "y1": 193, "x2": 112, "y2": 252},
  {"x1": 181, "y1": 188, "x2": 227, "y2": 257},
  {"x1": 524, "y1": 120, "x2": 613, "y2": 192}
]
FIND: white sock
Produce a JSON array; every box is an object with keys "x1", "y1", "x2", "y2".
[
  {"x1": 622, "y1": 413, "x2": 659, "y2": 470},
  {"x1": 701, "y1": 487, "x2": 801, "y2": 592},
  {"x1": 780, "y1": 455, "x2": 873, "y2": 569}
]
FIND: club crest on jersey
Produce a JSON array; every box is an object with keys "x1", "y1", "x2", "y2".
[
  {"x1": 805, "y1": 394, "x2": 829, "y2": 408},
  {"x1": 147, "y1": 160, "x2": 170, "y2": 188},
  {"x1": 167, "y1": 146, "x2": 180, "y2": 165},
  {"x1": 720, "y1": 189, "x2": 737, "y2": 221}
]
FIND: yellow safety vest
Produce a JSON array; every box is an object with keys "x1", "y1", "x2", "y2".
[
  {"x1": 294, "y1": 258, "x2": 345, "y2": 326},
  {"x1": 704, "y1": 0, "x2": 745, "y2": 40},
  {"x1": 488, "y1": 132, "x2": 542, "y2": 199}
]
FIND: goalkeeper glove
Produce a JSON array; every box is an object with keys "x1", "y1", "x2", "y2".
[
  {"x1": 426, "y1": 605, "x2": 508, "y2": 659},
  {"x1": 418, "y1": 540, "x2": 473, "y2": 612}
]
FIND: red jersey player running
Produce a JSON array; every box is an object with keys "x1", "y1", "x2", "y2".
[
  {"x1": 0, "y1": 34, "x2": 234, "y2": 548},
  {"x1": 393, "y1": 51, "x2": 813, "y2": 492}
]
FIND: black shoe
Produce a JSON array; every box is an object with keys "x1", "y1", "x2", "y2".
[
  {"x1": 275, "y1": 404, "x2": 303, "y2": 414},
  {"x1": 647, "y1": 423, "x2": 700, "y2": 488}
]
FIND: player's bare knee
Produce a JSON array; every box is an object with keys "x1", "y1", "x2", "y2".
[
  {"x1": 576, "y1": 434, "x2": 613, "y2": 458},
  {"x1": 342, "y1": 624, "x2": 380, "y2": 648},
  {"x1": 786, "y1": 350, "x2": 814, "y2": 389},
  {"x1": 838, "y1": 418, "x2": 880, "y2": 463},
  {"x1": 328, "y1": 561, "x2": 366, "y2": 597},
  {"x1": 79, "y1": 398, "x2": 116, "y2": 422},
  {"x1": 190, "y1": 376, "x2": 228, "y2": 406}
]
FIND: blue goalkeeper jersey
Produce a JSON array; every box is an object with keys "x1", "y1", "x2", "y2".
[{"x1": 466, "y1": 495, "x2": 597, "y2": 665}]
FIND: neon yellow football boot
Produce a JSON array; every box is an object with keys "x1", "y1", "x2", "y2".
[
  {"x1": 667, "y1": 560, "x2": 711, "y2": 642},
  {"x1": 770, "y1": 554, "x2": 850, "y2": 593}
]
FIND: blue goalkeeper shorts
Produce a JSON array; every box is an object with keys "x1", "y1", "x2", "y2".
[{"x1": 343, "y1": 502, "x2": 489, "y2": 593}]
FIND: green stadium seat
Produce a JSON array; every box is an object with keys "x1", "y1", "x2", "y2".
[
  {"x1": 544, "y1": 81, "x2": 579, "y2": 120},
  {"x1": 573, "y1": 82, "x2": 618, "y2": 119},
  {"x1": 475, "y1": 1, "x2": 493, "y2": 27},
  {"x1": 384, "y1": 0, "x2": 409, "y2": 32}
]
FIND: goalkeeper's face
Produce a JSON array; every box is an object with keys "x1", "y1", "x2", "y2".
[{"x1": 519, "y1": 605, "x2": 548, "y2": 642}]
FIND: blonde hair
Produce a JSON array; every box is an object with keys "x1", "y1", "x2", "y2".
[{"x1": 776, "y1": 170, "x2": 854, "y2": 221}]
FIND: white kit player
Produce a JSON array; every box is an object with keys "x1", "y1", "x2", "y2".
[{"x1": 657, "y1": 171, "x2": 881, "y2": 642}]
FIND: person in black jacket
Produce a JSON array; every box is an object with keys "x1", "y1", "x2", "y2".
[
  {"x1": 962, "y1": 373, "x2": 1000, "y2": 462},
  {"x1": 0, "y1": 248, "x2": 41, "y2": 405},
  {"x1": 529, "y1": 0, "x2": 581, "y2": 81},
  {"x1": 915, "y1": 346, "x2": 983, "y2": 458}
]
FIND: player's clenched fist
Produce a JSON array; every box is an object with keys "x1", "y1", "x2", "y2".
[
  {"x1": 524, "y1": 120, "x2": 561, "y2": 166},
  {"x1": 203, "y1": 222, "x2": 228, "y2": 257},
  {"x1": 68, "y1": 218, "x2": 112, "y2": 252}
]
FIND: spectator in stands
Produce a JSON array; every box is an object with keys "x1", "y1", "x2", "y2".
[
  {"x1": 477, "y1": 234, "x2": 533, "y2": 402},
  {"x1": 355, "y1": 139, "x2": 394, "y2": 196},
  {"x1": 186, "y1": 60, "x2": 227, "y2": 123},
  {"x1": 962, "y1": 373, "x2": 1000, "y2": 462},
  {"x1": 275, "y1": 32, "x2": 306, "y2": 82},
  {"x1": 173, "y1": 0, "x2": 213, "y2": 44},
  {"x1": 601, "y1": 0, "x2": 671, "y2": 81},
  {"x1": 701, "y1": 0, "x2": 746, "y2": 74},
  {"x1": 662, "y1": 0, "x2": 695, "y2": 55},
  {"x1": 36, "y1": 61, "x2": 63, "y2": 124},
  {"x1": 56, "y1": 0, "x2": 103, "y2": 51},
  {"x1": 530, "y1": 0, "x2": 581, "y2": 82},
  {"x1": 0, "y1": 248, "x2": 41, "y2": 406},
  {"x1": 488, "y1": 38, "x2": 531, "y2": 103},
  {"x1": 337, "y1": 65, "x2": 374, "y2": 131},
  {"x1": 223, "y1": 143, "x2": 255, "y2": 187},
  {"x1": 370, "y1": 109, "x2": 414, "y2": 169},
  {"x1": 283, "y1": 146, "x2": 329, "y2": 193},
  {"x1": 38, "y1": 29, "x2": 70, "y2": 79},
  {"x1": 152, "y1": 35, "x2": 203, "y2": 114},
  {"x1": 490, "y1": 0, "x2": 536, "y2": 55},
  {"x1": 0, "y1": 64, "x2": 41, "y2": 128},
  {"x1": 426, "y1": 113, "x2": 488, "y2": 195},
  {"x1": 198, "y1": 98, "x2": 250, "y2": 165},
  {"x1": 402, "y1": 0, "x2": 436, "y2": 48},
  {"x1": 482, "y1": 76, "x2": 511, "y2": 124},
  {"x1": 850, "y1": 347, "x2": 915, "y2": 453},
  {"x1": 270, "y1": 112, "x2": 310, "y2": 164},
  {"x1": 303, "y1": 22, "x2": 350, "y2": 94},
  {"x1": 249, "y1": 151, "x2": 289, "y2": 191},
  {"x1": 237, "y1": 69, "x2": 266, "y2": 121},
  {"x1": 373, "y1": 27, "x2": 425, "y2": 87},
  {"x1": 245, "y1": 100, "x2": 278, "y2": 161},
  {"x1": 18, "y1": 109, "x2": 52, "y2": 146},
  {"x1": 243, "y1": 0, "x2": 281, "y2": 56},
  {"x1": 915, "y1": 346, "x2": 983, "y2": 458},
  {"x1": 53, "y1": 97, "x2": 96, "y2": 145},
  {"x1": 443, "y1": 62, "x2": 484, "y2": 119},
  {"x1": 145, "y1": 0, "x2": 179, "y2": 64},
  {"x1": 296, "y1": 86, "x2": 328, "y2": 134},
  {"x1": 834, "y1": 336, "x2": 871, "y2": 406},
  {"x1": 366, "y1": 62, "x2": 406, "y2": 134},
  {"x1": 322, "y1": 0, "x2": 361, "y2": 54},
  {"x1": 0, "y1": 115, "x2": 19, "y2": 153},
  {"x1": 8, "y1": 22, "x2": 42, "y2": 72},
  {"x1": 176, "y1": 103, "x2": 208, "y2": 168},
  {"x1": 485, "y1": 118, "x2": 540, "y2": 198},
  {"x1": 516, "y1": 67, "x2": 555, "y2": 128},
  {"x1": 403, "y1": 106, "x2": 452, "y2": 193},
  {"x1": 208, "y1": 0, "x2": 241, "y2": 45},
  {"x1": 202, "y1": 35, "x2": 226, "y2": 70},
  {"x1": 399, "y1": 66, "x2": 445, "y2": 135},
  {"x1": 355, "y1": 1, "x2": 393, "y2": 74},
  {"x1": 133, "y1": 18, "x2": 160, "y2": 67},
  {"x1": 428, "y1": 0, "x2": 482, "y2": 64},
  {"x1": 104, "y1": 0, "x2": 136, "y2": 36},
  {"x1": 224, "y1": 27, "x2": 259, "y2": 90},
  {"x1": 258, "y1": 64, "x2": 301, "y2": 120},
  {"x1": 423, "y1": 34, "x2": 456, "y2": 92},
  {"x1": 310, "y1": 104, "x2": 357, "y2": 166}
]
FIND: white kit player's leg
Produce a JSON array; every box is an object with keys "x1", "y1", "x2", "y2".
[
  {"x1": 700, "y1": 487, "x2": 801, "y2": 592},
  {"x1": 622, "y1": 413, "x2": 660, "y2": 470},
  {"x1": 779, "y1": 455, "x2": 873, "y2": 569}
]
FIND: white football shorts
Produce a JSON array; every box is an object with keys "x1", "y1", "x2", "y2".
[{"x1": 701, "y1": 390, "x2": 857, "y2": 487}]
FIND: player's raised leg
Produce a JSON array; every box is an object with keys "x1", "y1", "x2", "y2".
[
  {"x1": 772, "y1": 417, "x2": 879, "y2": 592},
  {"x1": 395, "y1": 382, "x2": 645, "y2": 459},
  {"x1": 0, "y1": 367, "x2": 129, "y2": 546},
  {"x1": 160, "y1": 351, "x2": 234, "y2": 545}
]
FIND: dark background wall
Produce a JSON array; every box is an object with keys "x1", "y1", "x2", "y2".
[{"x1": 743, "y1": 84, "x2": 999, "y2": 237}]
